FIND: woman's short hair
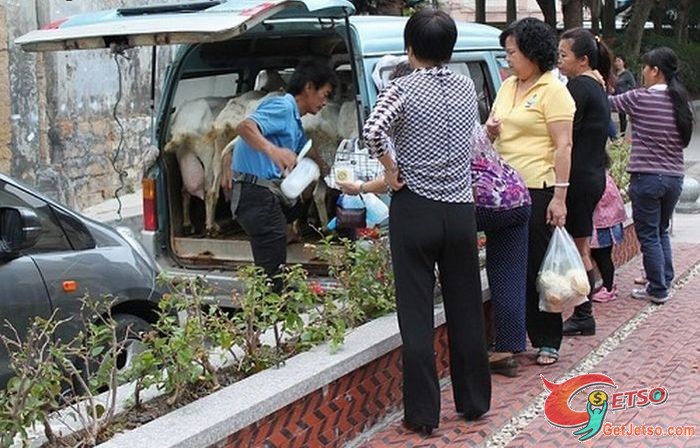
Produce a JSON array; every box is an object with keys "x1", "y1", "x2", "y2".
[
  {"x1": 404, "y1": 8, "x2": 457, "y2": 64},
  {"x1": 499, "y1": 17, "x2": 558, "y2": 73}
]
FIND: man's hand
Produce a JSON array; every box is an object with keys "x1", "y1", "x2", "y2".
[
  {"x1": 267, "y1": 146, "x2": 298, "y2": 174},
  {"x1": 546, "y1": 196, "x2": 567, "y2": 227}
]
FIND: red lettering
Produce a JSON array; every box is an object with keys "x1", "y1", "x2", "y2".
[
  {"x1": 634, "y1": 425, "x2": 642, "y2": 436},
  {"x1": 611, "y1": 392, "x2": 625, "y2": 409},
  {"x1": 636, "y1": 389, "x2": 650, "y2": 407},
  {"x1": 613, "y1": 426, "x2": 622, "y2": 436},
  {"x1": 624, "y1": 390, "x2": 637, "y2": 408}
]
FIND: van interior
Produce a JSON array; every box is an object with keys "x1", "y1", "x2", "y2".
[
  {"x1": 158, "y1": 21, "x2": 497, "y2": 269},
  {"x1": 160, "y1": 25, "x2": 356, "y2": 269}
]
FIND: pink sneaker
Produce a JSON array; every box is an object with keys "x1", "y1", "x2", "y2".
[{"x1": 592, "y1": 286, "x2": 616, "y2": 303}]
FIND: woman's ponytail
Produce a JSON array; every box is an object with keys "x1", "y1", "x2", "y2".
[
  {"x1": 643, "y1": 47, "x2": 694, "y2": 147},
  {"x1": 561, "y1": 28, "x2": 614, "y2": 90}
]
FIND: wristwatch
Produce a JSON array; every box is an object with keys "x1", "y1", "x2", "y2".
[{"x1": 359, "y1": 182, "x2": 366, "y2": 194}]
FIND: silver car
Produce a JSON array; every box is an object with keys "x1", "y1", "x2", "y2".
[{"x1": 0, "y1": 172, "x2": 163, "y2": 388}]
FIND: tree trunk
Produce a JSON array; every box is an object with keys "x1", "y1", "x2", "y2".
[
  {"x1": 651, "y1": 1, "x2": 665, "y2": 35},
  {"x1": 507, "y1": 0, "x2": 517, "y2": 24},
  {"x1": 562, "y1": 0, "x2": 584, "y2": 30},
  {"x1": 373, "y1": 0, "x2": 403, "y2": 15},
  {"x1": 624, "y1": 0, "x2": 655, "y2": 57},
  {"x1": 476, "y1": 0, "x2": 486, "y2": 23},
  {"x1": 602, "y1": 0, "x2": 616, "y2": 36},
  {"x1": 590, "y1": 0, "x2": 601, "y2": 34},
  {"x1": 675, "y1": 0, "x2": 691, "y2": 43},
  {"x1": 536, "y1": 0, "x2": 557, "y2": 28}
]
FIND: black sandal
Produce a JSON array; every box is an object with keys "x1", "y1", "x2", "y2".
[
  {"x1": 402, "y1": 420, "x2": 435, "y2": 436},
  {"x1": 489, "y1": 356, "x2": 519, "y2": 377}
]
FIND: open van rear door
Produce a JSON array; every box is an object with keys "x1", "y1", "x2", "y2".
[{"x1": 15, "y1": 0, "x2": 355, "y2": 52}]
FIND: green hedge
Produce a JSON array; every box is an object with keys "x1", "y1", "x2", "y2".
[{"x1": 609, "y1": 32, "x2": 700, "y2": 96}]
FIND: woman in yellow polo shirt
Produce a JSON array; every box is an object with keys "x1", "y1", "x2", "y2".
[{"x1": 486, "y1": 17, "x2": 575, "y2": 366}]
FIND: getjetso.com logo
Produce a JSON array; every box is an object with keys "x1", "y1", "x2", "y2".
[{"x1": 541, "y1": 373, "x2": 695, "y2": 441}]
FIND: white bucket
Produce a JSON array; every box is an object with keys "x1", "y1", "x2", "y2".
[{"x1": 281, "y1": 158, "x2": 320, "y2": 199}]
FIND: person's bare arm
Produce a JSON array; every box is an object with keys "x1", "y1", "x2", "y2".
[
  {"x1": 337, "y1": 176, "x2": 388, "y2": 195},
  {"x1": 546, "y1": 120, "x2": 572, "y2": 227},
  {"x1": 236, "y1": 118, "x2": 297, "y2": 173}
]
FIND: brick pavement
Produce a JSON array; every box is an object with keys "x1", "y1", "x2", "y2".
[{"x1": 350, "y1": 243, "x2": 700, "y2": 448}]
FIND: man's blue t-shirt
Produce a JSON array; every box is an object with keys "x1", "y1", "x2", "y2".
[{"x1": 232, "y1": 93, "x2": 307, "y2": 180}]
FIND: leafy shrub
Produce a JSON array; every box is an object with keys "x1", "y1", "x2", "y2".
[
  {"x1": 0, "y1": 235, "x2": 397, "y2": 446},
  {"x1": 608, "y1": 138, "x2": 631, "y2": 202},
  {"x1": 0, "y1": 314, "x2": 66, "y2": 447}
]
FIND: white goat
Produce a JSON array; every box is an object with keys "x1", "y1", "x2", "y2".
[
  {"x1": 165, "y1": 97, "x2": 227, "y2": 235},
  {"x1": 165, "y1": 70, "x2": 287, "y2": 236},
  {"x1": 301, "y1": 100, "x2": 359, "y2": 227}
]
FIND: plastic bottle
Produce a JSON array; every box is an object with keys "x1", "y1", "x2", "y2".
[{"x1": 362, "y1": 193, "x2": 389, "y2": 226}]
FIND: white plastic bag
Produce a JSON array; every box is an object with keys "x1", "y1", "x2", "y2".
[{"x1": 537, "y1": 227, "x2": 590, "y2": 313}]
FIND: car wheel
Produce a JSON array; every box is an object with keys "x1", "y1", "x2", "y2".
[{"x1": 111, "y1": 313, "x2": 151, "y2": 375}]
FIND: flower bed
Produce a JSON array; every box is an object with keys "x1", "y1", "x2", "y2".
[
  {"x1": 4, "y1": 210, "x2": 639, "y2": 447},
  {"x1": 1, "y1": 236, "x2": 396, "y2": 447}
]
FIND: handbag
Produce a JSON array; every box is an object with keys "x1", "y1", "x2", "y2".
[
  {"x1": 335, "y1": 194, "x2": 367, "y2": 229},
  {"x1": 336, "y1": 206, "x2": 367, "y2": 229},
  {"x1": 471, "y1": 124, "x2": 530, "y2": 210}
]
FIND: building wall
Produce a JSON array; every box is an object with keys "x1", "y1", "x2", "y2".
[
  {"x1": 0, "y1": 0, "x2": 178, "y2": 209},
  {"x1": 450, "y1": 0, "x2": 557, "y2": 24},
  {"x1": 0, "y1": 4, "x2": 11, "y2": 174}
]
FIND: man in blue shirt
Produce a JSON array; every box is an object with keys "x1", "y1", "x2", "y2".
[{"x1": 230, "y1": 59, "x2": 337, "y2": 286}]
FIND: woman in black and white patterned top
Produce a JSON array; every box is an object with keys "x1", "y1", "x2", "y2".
[{"x1": 363, "y1": 8, "x2": 491, "y2": 434}]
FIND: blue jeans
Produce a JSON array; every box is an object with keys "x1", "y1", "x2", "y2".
[{"x1": 629, "y1": 173, "x2": 683, "y2": 298}]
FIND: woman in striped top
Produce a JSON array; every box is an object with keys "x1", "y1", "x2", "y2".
[{"x1": 608, "y1": 47, "x2": 694, "y2": 304}]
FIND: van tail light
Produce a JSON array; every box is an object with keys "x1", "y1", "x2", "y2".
[
  {"x1": 41, "y1": 18, "x2": 69, "y2": 30},
  {"x1": 142, "y1": 178, "x2": 157, "y2": 231}
]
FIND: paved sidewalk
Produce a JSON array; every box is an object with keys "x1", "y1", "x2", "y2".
[
  {"x1": 511, "y1": 253, "x2": 700, "y2": 447},
  {"x1": 349, "y1": 242, "x2": 700, "y2": 448}
]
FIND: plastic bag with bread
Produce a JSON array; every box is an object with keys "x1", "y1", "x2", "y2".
[{"x1": 537, "y1": 227, "x2": 590, "y2": 313}]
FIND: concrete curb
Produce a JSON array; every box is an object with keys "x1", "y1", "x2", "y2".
[{"x1": 99, "y1": 307, "x2": 448, "y2": 448}]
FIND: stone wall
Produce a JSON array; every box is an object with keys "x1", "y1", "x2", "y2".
[
  {"x1": 0, "y1": 4, "x2": 11, "y2": 174},
  {"x1": 0, "y1": 0, "x2": 178, "y2": 209}
]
